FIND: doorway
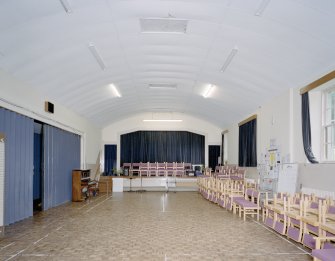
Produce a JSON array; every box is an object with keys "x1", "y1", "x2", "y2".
[
  {"x1": 208, "y1": 145, "x2": 221, "y2": 171},
  {"x1": 104, "y1": 144, "x2": 117, "y2": 175},
  {"x1": 33, "y1": 122, "x2": 43, "y2": 212}
]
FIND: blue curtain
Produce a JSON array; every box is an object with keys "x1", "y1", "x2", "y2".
[
  {"x1": 209, "y1": 145, "x2": 220, "y2": 170},
  {"x1": 104, "y1": 144, "x2": 117, "y2": 175},
  {"x1": 43, "y1": 125, "x2": 80, "y2": 210},
  {"x1": 0, "y1": 108, "x2": 34, "y2": 225},
  {"x1": 238, "y1": 119, "x2": 257, "y2": 167},
  {"x1": 121, "y1": 131, "x2": 205, "y2": 164},
  {"x1": 301, "y1": 92, "x2": 318, "y2": 163}
]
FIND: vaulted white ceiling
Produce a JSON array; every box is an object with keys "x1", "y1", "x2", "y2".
[{"x1": 0, "y1": 0, "x2": 334, "y2": 128}]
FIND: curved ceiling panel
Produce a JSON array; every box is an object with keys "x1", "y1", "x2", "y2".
[{"x1": 0, "y1": 0, "x2": 334, "y2": 128}]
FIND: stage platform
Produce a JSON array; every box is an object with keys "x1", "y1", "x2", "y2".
[{"x1": 111, "y1": 176, "x2": 198, "y2": 192}]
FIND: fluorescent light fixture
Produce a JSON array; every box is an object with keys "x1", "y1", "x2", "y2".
[
  {"x1": 109, "y1": 84, "x2": 122, "y2": 98},
  {"x1": 143, "y1": 119, "x2": 183, "y2": 122},
  {"x1": 88, "y1": 43, "x2": 106, "y2": 70},
  {"x1": 255, "y1": 0, "x2": 271, "y2": 16},
  {"x1": 148, "y1": 83, "x2": 177, "y2": 90},
  {"x1": 59, "y1": 0, "x2": 72, "y2": 13},
  {"x1": 140, "y1": 18, "x2": 188, "y2": 34},
  {"x1": 221, "y1": 46, "x2": 238, "y2": 73},
  {"x1": 203, "y1": 84, "x2": 214, "y2": 98}
]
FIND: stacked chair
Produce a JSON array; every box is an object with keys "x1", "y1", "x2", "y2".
[
  {"x1": 198, "y1": 171, "x2": 335, "y2": 260},
  {"x1": 122, "y1": 162, "x2": 192, "y2": 178},
  {"x1": 262, "y1": 192, "x2": 335, "y2": 260}
]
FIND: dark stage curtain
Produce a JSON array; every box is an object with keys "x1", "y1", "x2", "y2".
[
  {"x1": 301, "y1": 92, "x2": 318, "y2": 163},
  {"x1": 209, "y1": 145, "x2": 220, "y2": 171},
  {"x1": 238, "y1": 119, "x2": 257, "y2": 167},
  {"x1": 105, "y1": 144, "x2": 117, "y2": 175},
  {"x1": 121, "y1": 131, "x2": 205, "y2": 165}
]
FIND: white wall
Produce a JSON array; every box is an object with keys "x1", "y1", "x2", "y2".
[
  {"x1": 0, "y1": 69, "x2": 101, "y2": 167},
  {"x1": 225, "y1": 85, "x2": 335, "y2": 194},
  {"x1": 102, "y1": 112, "x2": 222, "y2": 170}
]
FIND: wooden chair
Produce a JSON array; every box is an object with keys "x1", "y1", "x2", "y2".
[
  {"x1": 286, "y1": 197, "x2": 304, "y2": 242},
  {"x1": 175, "y1": 162, "x2": 184, "y2": 177},
  {"x1": 166, "y1": 162, "x2": 175, "y2": 177},
  {"x1": 131, "y1": 163, "x2": 140, "y2": 176},
  {"x1": 311, "y1": 236, "x2": 335, "y2": 261},
  {"x1": 233, "y1": 188, "x2": 261, "y2": 221},
  {"x1": 139, "y1": 162, "x2": 149, "y2": 177},
  {"x1": 272, "y1": 196, "x2": 288, "y2": 235},
  {"x1": 156, "y1": 162, "x2": 166, "y2": 177},
  {"x1": 224, "y1": 181, "x2": 244, "y2": 212},
  {"x1": 148, "y1": 162, "x2": 157, "y2": 177},
  {"x1": 301, "y1": 199, "x2": 323, "y2": 249}
]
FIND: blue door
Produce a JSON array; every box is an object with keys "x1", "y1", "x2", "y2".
[{"x1": 104, "y1": 145, "x2": 117, "y2": 175}]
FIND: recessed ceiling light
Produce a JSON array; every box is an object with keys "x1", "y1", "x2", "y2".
[
  {"x1": 140, "y1": 18, "x2": 188, "y2": 34},
  {"x1": 143, "y1": 119, "x2": 183, "y2": 122},
  {"x1": 109, "y1": 84, "x2": 122, "y2": 98},
  {"x1": 221, "y1": 47, "x2": 238, "y2": 73},
  {"x1": 148, "y1": 83, "x2": 177, "y2": 90},
  {"x1": 255, "y1": 0, "x2": 271, "y2": 16},
  {"x1": 203, "y1": 84, "x2": 215, "y2": 98},
  {"x1": 59, "y1": 0, "x2": 72, "y2": 13},
  {"x1": 88, "y1": 43, "x2": 106, "y2": 71}
]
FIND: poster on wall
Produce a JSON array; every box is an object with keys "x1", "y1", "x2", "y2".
[{"x1": 258, "y1": 139, "x2": 281, "y2": 192}]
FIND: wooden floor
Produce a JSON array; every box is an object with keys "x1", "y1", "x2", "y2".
[{"x1": 0, "y1": 192, "x2": 312, "y2": 260}]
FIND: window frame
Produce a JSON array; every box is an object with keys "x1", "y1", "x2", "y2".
[{"x1": 322, "y1": 87, "x2": 335, "y2": 162}]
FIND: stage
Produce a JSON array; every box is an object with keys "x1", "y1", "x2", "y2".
[{"x1": 111, "y1": 176, "x2": 198, "y2": 192}]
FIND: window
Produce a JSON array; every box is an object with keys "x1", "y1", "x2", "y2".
[{"x1": 323, "y1": 87, "x2": 335, "y2": 161}]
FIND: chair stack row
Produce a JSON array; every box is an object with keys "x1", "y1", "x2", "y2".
[
  {"x1": 263, "y1": 193, "x2": 335, "y2": 260},
  {"x1": 198, "y1": 176, "x2": 261, "y2": 221},
  {"x1": 122, "y1": 162, "x2": 192, "y2": 177},
  {"x1": 204, "y1": 165, "x2": 246, "y2": 181},
  {"x1": 198, "y1": 176, "x2": 335, "y2": 260}
]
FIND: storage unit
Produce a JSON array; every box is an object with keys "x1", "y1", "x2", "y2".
[
  {"x1": 72, "y1": 169, "x2": 90, "y2": 202},
  {"x1": 98, "y1": 176, "x2": 113, "y2": 193}
]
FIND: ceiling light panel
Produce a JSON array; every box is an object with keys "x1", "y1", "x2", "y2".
[
  {"x1": 221, "y1": 47, "x2": 238, "y2": 73},
  {"x1": 143, "y1": 119, "x2": 183, "y2": 122},
  {"x1": 140, "y1": 18, "x2": 188, "y2": 33},
  {"x1": 88, "y1": 43, "x2": 106, "y2": 70},
  {"x1": 109, "y1": 84, "x2": 122, "y2": 98},
  {"x1": 59, "y1": 0, "x2": 72, "y2": 13},
  {"x1": 255, "y1": 0, "x2": 271, "y2": 16},
  {"x1": 148, "y1": 83, "x2": 177, "y2": 90},
  {"x1": 203, "y1": 84, "x2": 215, "y2": 98}
]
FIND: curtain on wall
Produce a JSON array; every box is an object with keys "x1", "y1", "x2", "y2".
[
  {"x1": 238, "y1": 119, "x2": 257, "y2": 167},
  {"x1": 221, "y1": 133, "x2": 224, "y2": 165},
  {"x1": 121, "y1": 131, "x2": 205, "y2": 164},
  {"x1": 104, "y1": 144, "x2": 117, "y2": 175},
  {"x1": 0, "y1": 108, "x2": 34, "y2": 225},
  {"x1": 43, "y1": 125, "x2": 80, "y2": 210},
  {"x1": 209, "y1": 145, "x2": 220, "y2": 170},
  {"x1": 301, "y1": 92, "x2": 318, "y2": 163}
]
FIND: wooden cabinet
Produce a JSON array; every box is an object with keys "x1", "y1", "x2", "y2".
[
  {"x1": 72, "y1": 169, "x2": 90, "y2": 202},
  {"x1": 98, "y1": 176, "x2": 113, "y2": 193}
]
